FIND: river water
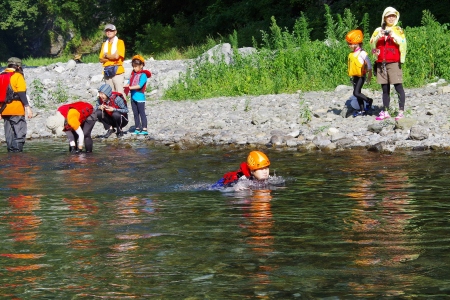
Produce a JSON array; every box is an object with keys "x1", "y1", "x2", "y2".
[{"x1": 1, "y1": 140, "x2": 450, "y2": 299}]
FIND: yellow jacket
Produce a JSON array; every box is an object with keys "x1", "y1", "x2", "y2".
[
  {"x1": 98, "y1": 38, "x2": 125, "y2": 75},
  {"x1": 370, "y1": 7, "x2": 406, "y2": 63},
  {"x1": 370, "y1": 26, "x2": 407, "y2": 63},
  {"x1": 1, "y1": 69, "x2": 26, "y2": 116}
]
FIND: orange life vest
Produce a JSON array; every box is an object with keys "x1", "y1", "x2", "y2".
[{"x1": 0, "y1": 71, "x2": 24, "y2": 116}]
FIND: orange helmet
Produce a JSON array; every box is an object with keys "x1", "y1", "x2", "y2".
[
  {"x1": 345, "y1": 29, "x2": 363, "y2": 44},
  {"x1": 131, "y1": 54, "x2": 145, "y2": 65},
  {"x1": 247, "y1": 151, "x2": 270, "y2": 171}
]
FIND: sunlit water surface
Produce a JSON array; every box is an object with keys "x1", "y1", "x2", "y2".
[{"x1": 1, "y1": 140, "x2": 450, "y2": 299}]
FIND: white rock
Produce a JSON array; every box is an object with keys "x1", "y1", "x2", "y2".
[
  {"x1": 90, "y1": 74, "x2": 104, "y2": 83},
  {"x1": 54, "y1": 66, "x2": 65, "y2": 73}
]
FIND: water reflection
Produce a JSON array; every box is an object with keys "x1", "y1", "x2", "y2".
[
  {"x1": 2, "y1": 145, "x2": 450, "y2": 298},
  {"x1": 110, "y1": 196, "x2": 145, "y2": 252},
  {"x1": 0, "y1": 155, "x2": 45, "y2": 297},
  {"x1": 229, "y1": 189, "x2": 277, "y2": 298},
  {"x1": 344, "y1": 154, "x2": 421, "y2": 297},
  {"x1": 63, "y1": 197, "x2": 99, "y2": 250}
]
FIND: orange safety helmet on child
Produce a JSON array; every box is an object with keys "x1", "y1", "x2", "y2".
[
  {"x1": 131, "y1": 55, "x2": 145, "y2": 65},
  {"x1": 346, "y1": 29, "x2": 363, "y2": 44},
  {"x1": 247, "y1": 151, "x2": 270, "y2": 171}
]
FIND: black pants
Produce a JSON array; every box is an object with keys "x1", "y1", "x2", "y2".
[
  {"x1": 66, "y1": 113, "x2": 97, "y2": 152},
  {"x1": 3, "y1": 116, "x2": 27, "y2": 152},
  {"x1": 131, "y1": 100, "x2": 147, "y2": 130},
  {"x1": 381, "y1": 83, "x2": 405, "y2": 111},
  {"x1": 96, "y1": 109, "x2": 128, "y2": 132},
  {"x1": 352, "y1": 76, "x2": 370, "y2": 111}
]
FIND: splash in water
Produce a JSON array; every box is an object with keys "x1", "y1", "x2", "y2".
[{"x1": 219, "y1": 175, "x2": 286, "y2": 193}]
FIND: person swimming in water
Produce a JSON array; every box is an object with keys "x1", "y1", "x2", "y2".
[{"x1": 213, "y1": 150, "x2": 285, "y2": 192}]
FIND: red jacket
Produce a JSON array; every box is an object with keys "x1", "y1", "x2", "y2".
[
  {"x1": 129, "y1": 70, "x2": 152, "y2": 93},
  {"x1": 221, "y1": 162, "x2": 252, "y2": 185},
  {"x1": 99, "y1": 92, "x2": 127, "y2": 116},
  {"x1": 57, "y1": 102, "x2": 93, "y2": 131},
  {"x1": 375, "y1": 36, "x2": 401, "y2": 63}
]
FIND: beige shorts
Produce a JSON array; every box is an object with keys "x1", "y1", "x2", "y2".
[{"x1": 376, "y1": 62, "x2": 403, "y2": 84}]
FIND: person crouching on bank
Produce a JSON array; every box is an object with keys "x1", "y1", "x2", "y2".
[{"x1": 95, "y1": 84, "x2": 128, "y2": 138}]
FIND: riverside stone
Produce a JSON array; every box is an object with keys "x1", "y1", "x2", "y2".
[{"x1": 409, "y1": 126, "x2": 429, "y2": 140}]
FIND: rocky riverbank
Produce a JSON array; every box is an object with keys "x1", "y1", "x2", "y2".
[{"x1": 2, "y1": 54, "x2": 450, "y2": 153}]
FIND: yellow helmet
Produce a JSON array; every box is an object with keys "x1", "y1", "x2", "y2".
[
  {"x1": 131, "y1": 54, "x2": 145, "y2": 65},
  {"x1": 345, "y1": 29, "x2": 363, "y2": 44},
  {"x1": 247, "y1": 151, "x2": 270, "y2": 171}
]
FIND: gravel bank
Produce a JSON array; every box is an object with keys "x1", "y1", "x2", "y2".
[{"x1": 2, "y1": 58, "x2": 450, "y2": 153}]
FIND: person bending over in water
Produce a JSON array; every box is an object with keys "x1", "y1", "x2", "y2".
[
  {"x1": 213, "y1": 151, "x2": 284, "y2": 192},
  {"x1": 46, "y1": 101, "x2": 96, "y2": 153}
]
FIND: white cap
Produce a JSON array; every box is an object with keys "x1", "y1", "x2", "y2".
[
  {"x1": 46, "y1": 111, "x2": 65, "y2": 131},
  {"x1": 104, "y1": 24, "x2": 116, "y2": 31}
]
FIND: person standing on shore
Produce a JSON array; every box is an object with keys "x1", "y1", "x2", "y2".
[
  {"x1": 370, "y1": 7, "x2": 407, "y2": 121},
  {"x1": 0, "y1": 57, "x2": 33, "y2": 152},
  {"x1": 99, "y1": 24, "x2": 125, "y2": 95},
  {"x1": 124, "y1": 55, "x2": 151, "y2": 135},
  {"x1": 345, "y1": 29, "x2": 373, "y2": 118}
]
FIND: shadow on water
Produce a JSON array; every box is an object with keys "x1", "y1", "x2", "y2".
[{"x1": 1, "y1": 140, "x2": 450, "y2": 298}]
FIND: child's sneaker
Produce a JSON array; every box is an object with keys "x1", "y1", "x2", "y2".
[
  {"x1": 131, "y1": 130, "x2": 141, "y2": 135},
  {"x1": 139, "y1": 130, "x2": 148, "y2": 135},
  {"x1": 376, "y1": 111, "x2": 390, "y2": 120},
  {"x1": 353, "y1": 111, "x2": 366, "y2": 118},
  {"x1": 395, "y1": 111, "x2": 404, "y2": 121}
]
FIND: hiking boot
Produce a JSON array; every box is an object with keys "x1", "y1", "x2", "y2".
[
  {"x1": 376, "y1": 111, "x2": 390, "y2": 121},
  {"x1": 395, "y1": 111, "x2": 404, "y2": 121},
  {"x1": 353, "y1": 111, "x2": 366, "y2": 118},
  {"x1": 70, "y1": 146, "x2": 82, "y2": 154},
  {"x1": 102, "y1": 128, "x2": 115, "y2": 138}
]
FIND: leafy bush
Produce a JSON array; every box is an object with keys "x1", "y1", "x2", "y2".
[
  {"x1": 164, "y1": 11, "x2": 352, "y2": 100},
  {"x1": 164, "y1": 8, "x2": 450, "y2": 100},
  {"x1": 403, "y1": 10, "x2": 450, "y2": 86},
  {"x1": 30, "y1": 79, "x2": 45, "y2": 108},
  {"x1": 50, "y1": 80, "x2": 69, "y2": 103}
]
